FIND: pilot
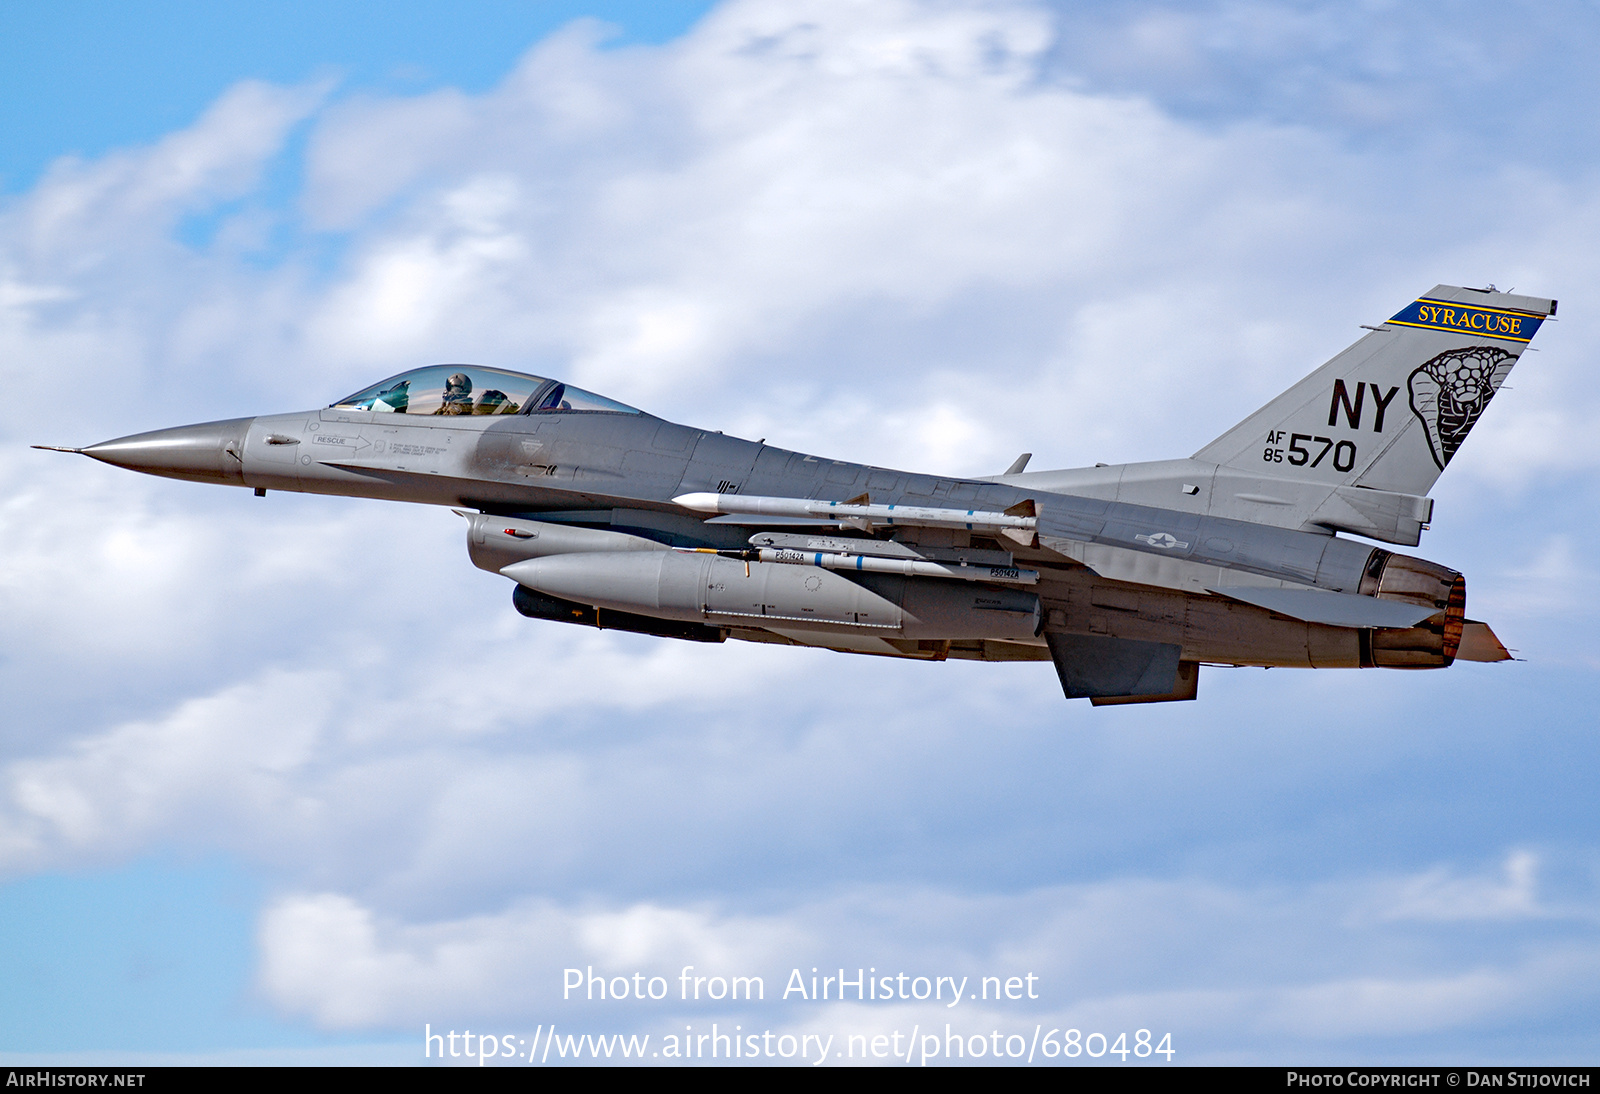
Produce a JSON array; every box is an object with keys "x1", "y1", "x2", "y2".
[
  {"x1": 473, "y1": 389, "x2": 518, "y2": 414},
  {"x1": 436, "y1": 373, "x2": 474, "y2": 415},
  {"x1": 371, "y1": 379, "x2": 410, "y2": 413}
]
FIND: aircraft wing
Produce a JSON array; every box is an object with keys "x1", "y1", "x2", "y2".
[
  {"x1": 678, "y1": 488, "x2": 1379, "y2": 601},
  {"x1": 676, "y1": 489, "x2": 1460, "y2": 633}
]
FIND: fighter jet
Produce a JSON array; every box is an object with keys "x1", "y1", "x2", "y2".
[{"x1": 39, "y1": 284, "x2": 1550, "y2": 704}]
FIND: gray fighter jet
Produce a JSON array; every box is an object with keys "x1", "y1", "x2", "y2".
[{"x1": 39, "y1": 284, "x2": 1550, "y2": 704}]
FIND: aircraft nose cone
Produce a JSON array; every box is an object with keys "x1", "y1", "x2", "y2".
[{"x1": 81, "y1": 417, "x2": 253, "y2": 485}]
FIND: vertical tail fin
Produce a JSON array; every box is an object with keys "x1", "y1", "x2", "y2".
[{"x1": 1195, "y1": 285, "x2": 1556, "y2": 497}]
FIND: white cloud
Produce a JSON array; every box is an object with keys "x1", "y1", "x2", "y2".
[
  {"x1": 23, "y1": 79, "x2": 326, "y2": 242},
  {"x1": 254, "y1": 868, "x2": 1600, "y2": 1057},
  {"x1": 0, "y1": 669, "x2": 333, "y2": 869},
  {"x1": 1462, "y1": 534, "x2": 1600, "y2": 665},
  {"x1": 1360, "y1": 851, "x2": 1545, "y2": 923},
  {"x1": 2, "y1": 0, "x2": 1599, "y2": 1063},
  {"x1": 257, "y1": 892, "x2": 807, "y2": 1028},
  {"x1": 0, "y1": 599, "x2": 839, "y2": 877}
]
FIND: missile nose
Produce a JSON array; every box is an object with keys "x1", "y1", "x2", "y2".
[{"x1": 78, "y1": 417, "x2": 253, "y2": 485}]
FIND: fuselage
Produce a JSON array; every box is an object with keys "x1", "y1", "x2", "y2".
[
  {"x1": 70, "y1": 365, "x2": 1468, "y2": 680},
  {"x1": 58, "y1": 277, "x2": 1546, "y2": 703}
]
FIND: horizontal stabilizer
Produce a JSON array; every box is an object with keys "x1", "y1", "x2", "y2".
[
  {"x1": 1207, "y1": 586, "x2": 1438, "y2": 629},
  {"x1": 1456, "y1": 620, "x2": 1514, "y2": 662}
]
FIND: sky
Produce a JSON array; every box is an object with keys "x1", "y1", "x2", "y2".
[{"x1": 1, "y1": 0, "x2": 1598, "y2": 1067}]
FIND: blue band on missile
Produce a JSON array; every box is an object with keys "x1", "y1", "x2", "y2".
[{"x1": 1386, "y1": 298, "x2": 1545, "y2": 343}]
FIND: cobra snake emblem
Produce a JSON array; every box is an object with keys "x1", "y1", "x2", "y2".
[{"x1": 1407, "y1": 346, "x2": 1517, "y2": 469}]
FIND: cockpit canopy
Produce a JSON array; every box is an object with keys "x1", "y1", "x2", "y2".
[{"x1": 331, "y1": 365, "x2": 641, "y2": 417}]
